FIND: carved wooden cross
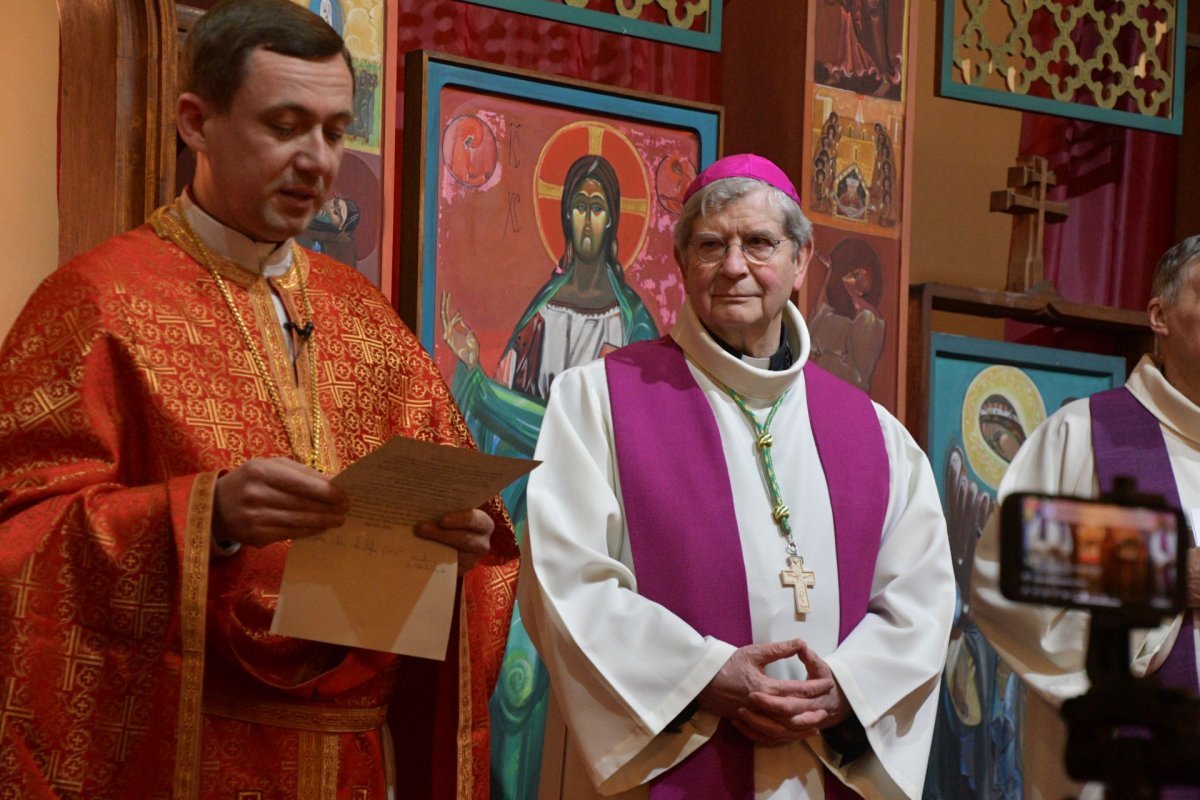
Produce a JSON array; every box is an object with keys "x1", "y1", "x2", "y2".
[
  {"x1": 989, "y1": 155, "x2": 1070, "y2": 294},
  {"x1": 780, "y1": 555, "x2": 816, "y2": 615}
]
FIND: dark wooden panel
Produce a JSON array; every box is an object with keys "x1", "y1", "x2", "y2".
[
  {"x1": 58, "y1": 0, "x2": 176, "y2": 264},
  {"x1": 905, "y1": 281, "x2": 1152, "y2": 448},
  {"x1": 719, "y1": 2, "x2": 808, "y2": 180}
]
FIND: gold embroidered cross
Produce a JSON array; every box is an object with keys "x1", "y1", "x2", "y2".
[{"x1": 780, "y1": 555, "x2": 816, "y2": 615}]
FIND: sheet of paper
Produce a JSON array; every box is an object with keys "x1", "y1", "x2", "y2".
[{"x1": 271, "y1": 436, "x2": 536, "y2": 660}]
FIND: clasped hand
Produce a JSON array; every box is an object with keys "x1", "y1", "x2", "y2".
[
  {"x1": 697, "y1": 638, "x2": 850, "y2": 745},
  {"x1": 212, "y1": 457, "x2": 494, "y2": 573}
]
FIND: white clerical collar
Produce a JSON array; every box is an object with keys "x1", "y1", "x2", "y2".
[
  {"x1": 179, "y1": 191, "x2": 294, "y2": 278},
  {"x1": 1128, "y1": 354, "x2": 1200, "y2": 448},
  {"x1": 670, "y1": 299, "x2": 812, "y2": 401},
  {"x1": 742, "y1": 353, "x2": 772, "y2": 370}
]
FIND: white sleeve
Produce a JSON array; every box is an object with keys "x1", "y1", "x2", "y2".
[
  {"x1": 822, "y1": 409, "x2": 957, "y2": 799},
  {"x1": 971, "y1": 399, "x2": 1185, "y2": 699},
  {"x1": 518, "y1": 364, "x2": 736, "y2": 794}
]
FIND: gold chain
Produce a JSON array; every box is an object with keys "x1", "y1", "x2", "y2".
[{"x1": 153, "y1": 204, "x2": 324, "y2": 471}]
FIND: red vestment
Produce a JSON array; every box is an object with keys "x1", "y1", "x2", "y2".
[{"x1": 0, "y1": 210, "x2": 518, "y2": 799}]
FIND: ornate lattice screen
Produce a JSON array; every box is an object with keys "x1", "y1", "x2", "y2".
[
  {"x1": 940, "y1": 0, "x2": 1187, "y2": 133},
  {"x1": 457, "y1": 0, "x2": 721, "y2": 50}
]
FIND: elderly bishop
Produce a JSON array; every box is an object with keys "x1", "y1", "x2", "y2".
[{"x1": 519, "y1": 153, "x2": 955, "y2": 799}]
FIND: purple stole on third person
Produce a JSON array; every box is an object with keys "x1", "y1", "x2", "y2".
[
  {"x1": 605, "y1": 336, "x2": 889, "y2": 800},
  {"x1": 1091, "y1": 387, "x2": 1200, "y2": 800}
]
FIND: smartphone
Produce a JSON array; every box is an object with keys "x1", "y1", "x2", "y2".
[{"x1": 999, "y1": 492, "x2": 1189, "y2": 614}]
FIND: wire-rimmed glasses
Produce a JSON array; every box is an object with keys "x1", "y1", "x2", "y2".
[{"x1": 689, "y1": 236, "x2": 788, "y2": 264}]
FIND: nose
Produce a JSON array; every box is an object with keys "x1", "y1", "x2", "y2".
[
  {"x1": 716, "y1": 242, "x2": 751, "y2": 276},
  {"x1": 295, "y1": 129, "x2": 340, "y2": 179}
]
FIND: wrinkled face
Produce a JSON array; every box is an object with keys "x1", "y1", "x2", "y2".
[
  {"x1": 1150, "y1": 261, "x2": 1200, "y2": 405},
  {"x1": 570, "y1": 178, "x2": 610, "y2": 262},
  {"x1": 675, "y1": 187, "x2": 811, "y2": 357},
  {"x1": 186, "y1": 49, "x2": 354, "y2": 243}
]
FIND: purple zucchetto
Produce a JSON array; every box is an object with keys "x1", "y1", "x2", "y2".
[{"x1": 682, "y1": 153, "x2": 801, "y2": 206}]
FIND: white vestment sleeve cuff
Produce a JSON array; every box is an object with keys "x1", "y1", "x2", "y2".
[{"x1": 591, "y1": 638, "x2": 736, "y2": 792}]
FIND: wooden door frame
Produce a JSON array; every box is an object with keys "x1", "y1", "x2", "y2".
[{"x1": 57, "y1": 0, "x2": 177, "y2": 264}]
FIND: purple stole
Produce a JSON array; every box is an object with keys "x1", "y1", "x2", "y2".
[
  {"x1": 605, "y1": 336, "x2": 889, "y2": 800},
  {"x1": 1091, "y1": 387, "x2": 1200, "y2": 800}
]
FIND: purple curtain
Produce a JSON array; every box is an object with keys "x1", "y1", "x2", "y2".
[
  {"x1": 1018, "y1": 112, "x2": 1178, "y2": 312},
  {"x1": 1004, "y1": 113, "x2": 1178, "y2": 350}
]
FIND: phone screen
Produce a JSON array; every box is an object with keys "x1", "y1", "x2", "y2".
[{"x1": 1000, "y1": 493, "x2": 1188, "y2": 613}]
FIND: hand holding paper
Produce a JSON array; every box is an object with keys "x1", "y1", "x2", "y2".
[
  {"x1": 212, "y1": 456, "x2": 351, "y2": 547},
  {"x1": 414, "y1": 507, "x2": 496, "y2": 575},
  {"x1": 270, "y1": 436, "x2": 536, "y2": 660}
]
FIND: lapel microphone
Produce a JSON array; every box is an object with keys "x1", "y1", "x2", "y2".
[{"x1": 285, "y1": 321, "x2": 315, "y2": 339}]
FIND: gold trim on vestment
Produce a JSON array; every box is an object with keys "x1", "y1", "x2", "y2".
[
  {"x1": 457, "y1": 598, "x2": 472, "y2": 800},
  {"x1": 266, "y1": 266, "x2": 340, "y2": 475},
  {"x1": 150, "y1": 207, "x2": 307, "y2": 290},
  {"x1": 249, "y1": 278, "x2": 321, "y2": 466},
  {"x1": 174, "y1": 473, "x2": 216, "y2": 800},
  {"x1": 297, "y1": 730, "x2": 341, "y2": 800},
  {"x1": 205, "y1": 688, "x2": 384, "y2": 800},
  {"x1": 150, "y1": 205, "x2": 332, "y2": 473},
  {"x1": 202, "y1": 690, "x2": 388, "y2": 733}
]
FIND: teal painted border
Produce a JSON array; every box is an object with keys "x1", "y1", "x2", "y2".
[
  {"x1": 459, "y1": 0, "x2": 722, "y2": 51},
  {"x1": 416, "y1": 58, "x2": 722, "y2": 350},
  {"x1": 928, "y1": 332, "x2": 1127, "y2": 471},
  {"x1": 926, "y1": 331, "x2": 1128, "y2": 523},
  {"x1": 939, "y1": 0, "x2": 1187, "y2": 135}
]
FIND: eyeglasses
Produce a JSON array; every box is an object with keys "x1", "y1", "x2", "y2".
[{"x1": 689, "y1": 236, "x2": 788, "y2": 264}]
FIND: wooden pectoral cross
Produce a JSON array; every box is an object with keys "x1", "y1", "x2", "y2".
[{"x1": 780, "y1": 555, "x2": 816, "y2": 615}]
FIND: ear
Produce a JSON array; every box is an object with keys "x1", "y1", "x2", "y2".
[
  {"x1": 176, "y1": 92, "x2": 214, "y2": 154},
  {"x1": 1148, "y1": 295, "x2": 1170, "y2": 338},
  {"x1": 673, "y1": 244, "x2": 689, "y2": 276},
  {"x1": 792, "y1": 239, "x2": 814, "y2": 294}
]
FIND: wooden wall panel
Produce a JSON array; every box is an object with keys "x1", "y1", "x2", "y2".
[
  {"x1": 719, "y1": 3, "x2": 808, "y2": 182},
  {"x1": 58, "y1": 0, "x2": 177, "y2": 264}
]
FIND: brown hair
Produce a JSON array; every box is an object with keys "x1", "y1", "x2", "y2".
[{"x1": 181, "y1": 0, "x2": 353, "y2": 113}]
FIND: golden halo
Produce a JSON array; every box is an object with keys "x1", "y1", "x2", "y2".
[
  {"x1": 946, "y1": 636, "x2": 982, "y2": 725},
  {"x1": 532, "y1": 121, "x2": 651, "y2": 267},
  {"x1": 961, "y1": 365, "x2": 1046, "y2": 491}
]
